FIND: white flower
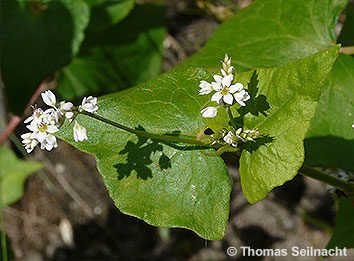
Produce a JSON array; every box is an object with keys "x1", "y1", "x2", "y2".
[
  {"x1": 80, "y1": 96, "x2": 98, "y2": 113},
  {"x1": 211, "y1": 75, "x2": 243, "y2": 105},
  {"x1": 41, "y1": 90, "x2": 56, "y2": 108},
  {"x1": 201, "y1": 107, "x2": 219, "y2": 118},
  {"x1": 221, "y1": 66, "x2": 234, "y2": 77},
  {"x1": 26, "y1": 110, "x2": 60, "y2": 148},
  {"x1": 73, "y1": 121, "x2": 88, "y2": 142},
  {"x1": 65, "y1": 112, "x2": 74, "y2": 120},
  {"x1": 22, "y1": 90, "x2": 98, "y2": 152},
  {"x1": 21, "y1": 133, "x2": 39, "y2": 153},
  {"x1": 39, "y1": 134, "x2": 58, "y2": 151},
  {"x1": 24, "y1": 107, "x2": 44, "y2": 124},
  {"x1": 199, "y1": 81, "x2": 213, "y2": 95},
  {"x1": 60, "y1": 102, "x2": 75, "y2": 120},
  {"x1": 223, "y1": 131, "x2": 236, "y2": 146},
  {"x1": 43, "y1": 108, "x2": 61, "y2": 125},
  {"x1": 238, "y1": 128, "x2": 259, "y2": 142},
  {"x1": 234, "y1": 88, "x2": 251, "y2": 106}
]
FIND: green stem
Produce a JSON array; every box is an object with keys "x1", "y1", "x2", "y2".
[
  {"x1": 339, "y1": 46, "x2": 354, "y2": 55},
  {"x1": 81, "y1": 111, "x2": 354, "y2": 194},
  {"x1": 226, "y1": 106, "x2": 239, "y2": 129},
  {"x1": 0, "y1": 183, "x2": 8, "y2": 261},
  {"x1": 81, "y1": 111, "x2": 207, "y2": 147},
  {"x1": 299, "y1": 166, "x2": 354, "y2": 195}
]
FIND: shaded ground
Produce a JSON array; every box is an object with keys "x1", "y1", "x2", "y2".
[{"x1": 3, "y1": 0, "x2": 354, "y2": 260}]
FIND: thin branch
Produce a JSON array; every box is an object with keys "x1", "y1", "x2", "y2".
[
  {"x1": 339, "y1": 46, "x2": 354, "y2": 55},
  {"x1": 299, "y1": 166, "x2": 354, "y2": 195},
  {"x1": 0, "y1": 79, "x2": 48, "y2": 145},
  {"x1": 0, "y1": 116, "x2": 21, "y2": 146}
]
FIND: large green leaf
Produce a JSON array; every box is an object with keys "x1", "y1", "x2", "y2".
[
  {"x1": 238, "y1": 46, "x2": 339, "y2": 203},
  {"x1": 305, "y1": 54, "x2": 354, "y2": 171},
  {"x1": 0, "y1": 147, "x2": 43, "y2": 208},
  {"x1": 57, "y1": 47, "x2": 339, "y2": 238},
  {"x1": 57, "y1": 67, "x2": 231, "y2": 240},
  {"x1": 326, "y1": 197, "x2": 354, "y2": 250},
  {"x1": 0, "y1": 0, "x2": 90, "y2": 114},
  {"x1": 184, "y1": 0, "x2": 346, "y2": 71},
  {"x1": 56, "y1": 0, "x2": 346, "y2": 238},
  {"x1": 84, "y1": 0, "x2": 135, "y2": 31},
  {"x1": 57, "y1": 4, "x2": 166, "y2": 100},
  {"x1": 337, "y1": 3, "x2": 354, "y2": 47}
]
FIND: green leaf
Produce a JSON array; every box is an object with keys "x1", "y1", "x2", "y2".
[
  {"x1": 0, "y1": 147, "x2": 43, "y2": 208},
  {"x1": 326, "y1": 197, "x2": 354, "y2": 250},
  {"x1": 305, "y1": 54, "x2": 354, "y2": 171},
  {"x1": 84, "y1": 0, "x2": 135, "y2": 31},
  {"x1": 337, "y1": 3, "x2": 354, "y2": 47},
  {"x1": 239, "y1": 46, "x2": 340, "y2": 204},
  {"x1": 57, "y1": 67, "x2": 232, "y2": 240},
  {"x1": 184, "y1": 0, "x2": 347, "y2": 71},
  {"x1": 56, "y1": 0, "x2": 347, "y2": 238},
  {"x1": 57, "y1": 4, "x2": 166, "y2": 100},
  {"x1": 0, "y1": 0, "x2": 90, "y2": 114}
]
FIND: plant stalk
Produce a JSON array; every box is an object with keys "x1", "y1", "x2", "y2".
[
  {"x1": 0, "y1": 184, "x2": 8, "y2": 261},
  {"x1": 299, "y1": 166, "x2": 354, "y2": 195},
  {"x1": 339, "y1": 46, "x2": 354, "y2": 55},
  {"x1": 81, "y1": 111, "x2": 207, "y2": 147},
  {"x1": 226, "y1": 106, "x2": 239, "y2": 129},
  {"x1": 82, "y1": 111, "x2": 354, "y2": 195}
]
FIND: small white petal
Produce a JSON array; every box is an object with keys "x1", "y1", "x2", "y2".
[
  {"x1": 26, "y1": 123, "x2": 37, "y2": 132},
  {"x1": 227, "y1": 66, "x2": 234, "y2": 74},
  {"x1": 211, "y1": 82, "x2": 222, "y2": 91},
  {"x1": 73, "y1": 121, "x2": 88, "y2": 142},
  {"x1": 47, "y1": 125, "x2": 59, "y2": 133},
  {"x1": 35, "y1": 132, "x2": 47, "y2": 143},
  {"x1": 46, "y1": 134, "x2": 56, "y2": 144},
  {"x1": 223, "y1": 131, "x2": 233, "y2": 144},
  {"x1": 199, "y1": 80, "x2": 211, "y2": 88},
  {"x1": 81, "y1": 96, "x2": 98, "y2": 113},
  {"x1": 229, "y1": 83, "x2": 243, "y2": 93},
  {"x1": 31, "y1": 139, "x2": 39, "y2": 148},
  {"x1": 21, "y1": 133, "x2": 32, "y2": 140},
  {"x1": 223, "y1": 93, "x2": 234, "y2": 104},
  {"x1": 45, "y1": 143, "x2": 54, "y2": 151},
  {"x1": 213, "y1": 75, "x2": 223, "y2": 84},
  {"x1": 199, "y1": 81, "x2": 213, "y2": 95},
  {"x1": 220, "y1": 69, "x2": 227, "y2": 76},
  {"x1": 222, "y1": 75, "x2": 232, "y2": 87},
  {"x1": 41, "y1": 90, "x2": 56, "y2": 107},
  {"x1": 65, "y1": 112, "x2": 74, "y2": 119},
  {"x1": 62, "y1": 102, "x2": 73, "y2": 111},
  {"x1": 24, "y1": 116, "x2": 34, "y2": 124},
  {"x1": 201, "y1": 107, "x2": 218, "y2": 118},
  {"x1": 211, "y1": 92, "x2": 223, "y2": 103}
]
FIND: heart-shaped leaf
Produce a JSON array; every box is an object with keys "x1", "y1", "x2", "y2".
[
  {"x1": 239, "y1": 46, "x2": 339, "y2": 203},
  {"x1": 57, "y1": 4, "x2": 166, "y2": 100},
  {"x1": 84, "y1": 0, "x2": 135, "y2": 31},
  {"x1": 305, "y1": 54, "x2": 354, "y2": 171},
  {"x1": 58, "y1": 67, "x2": 232, "y2": 240},
  {"x1": 326, "y1": 197, "x2": 354, "y2": 250},
  {"x1": 183, "y1": 0, "x2": 346, "y2": 71},
  {"x1": 1, "y1": 0, "x2": 90, "y2": 114},
  {"x1": 0, "y1": 147, "x2": 43, "y2": 208},
  {"x1": 55, "y1": 0, "x2": 346, "y2": 239}
]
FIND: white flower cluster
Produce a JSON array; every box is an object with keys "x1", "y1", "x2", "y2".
[
  {"x1": 199, "y1": 54, "x2": 250, "y2": 118},
  {"x1": 222, "y1": 127, "x2": 259, "y2": 147},
  {"x1": 21, "y1": 90, "x2": 98, "y2": 153}
]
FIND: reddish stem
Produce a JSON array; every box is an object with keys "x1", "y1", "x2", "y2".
[{"x1": 0, "y1": 79, "x2": 48, "y2": 145}]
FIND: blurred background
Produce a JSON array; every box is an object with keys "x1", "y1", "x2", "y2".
[{"x1": 1, "y1": 0, "x2": 353, "y2": 260}]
